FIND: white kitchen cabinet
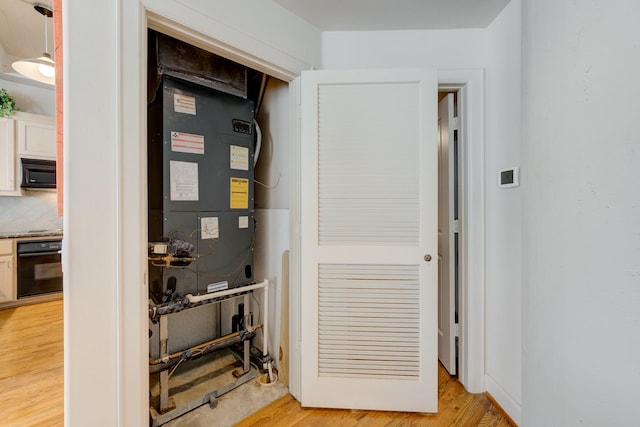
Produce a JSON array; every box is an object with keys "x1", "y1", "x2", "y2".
[
  {"x1": 0, "y1": 112, "x2": 56, "y2": 197},
  {"x1": 16, "y1": 112, "x2": 56, "y2": 160},
  {"x1": 0, "y1": 240, "x2": 15, "y2": 303},
  {"x1": 0, "y1": 117, "x2": 20, "y2": 196}
]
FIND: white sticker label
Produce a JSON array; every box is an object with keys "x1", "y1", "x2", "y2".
[
  {"x1": 174, "y1": 94, "x2": 196, "y2": 115},
  {"x1": 201, "y1": 217, "x2": 219, "y2": 239},
  {"x1": 238, "y1": 216, "x2": 249, "y2": 229},
  {"x1": 230, "y1": 145, "x2": 249, "y2": 171},
  {"x1": 171, "y1": 131, "x2": 205, "y2": 155},
  {"x1": 169, "y1": 160, "x2": 199, "y2": 201},
  {"x1": 207, "y1": 281, "x2": 229, "y2": 293}
]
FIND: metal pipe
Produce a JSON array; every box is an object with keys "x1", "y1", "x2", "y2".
[
  {"x1": 159, "y1": 315, "x2": 169, "y2": 411},
  {"x1": 263, "y1": 280, "x2": 269, "y2": 358},
  {"x1": 263, "y1": 280, "x2": 275, "y2": 382},
  {"x1": 148, "y1": 325, "x2": 261, "y2": 374}
]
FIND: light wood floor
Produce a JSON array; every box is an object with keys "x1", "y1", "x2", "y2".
[
  {"x1": 237, "y1": 365, "x2": 514, "y2": 427},
  {"x1": 0, "y1": 300, "x2": 64, "y2": 427},
  {"x1": 0, "y1": 300, "x2": 513, "y2": 427}
]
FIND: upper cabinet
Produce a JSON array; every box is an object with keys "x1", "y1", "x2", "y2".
[
  {"x1": 0, "y1": 112, "x2": 55, "y2": 197},
  {"x1": 0, "y1": 117, "x2": 18, "y2": 195},
  {"x1": 16, "y1": 113, "x2": 56, "y2": 160}
]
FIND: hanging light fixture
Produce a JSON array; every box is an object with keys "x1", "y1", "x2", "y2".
[{"x1": 12, "y1": 4, "x2": 55, "y2": 85}]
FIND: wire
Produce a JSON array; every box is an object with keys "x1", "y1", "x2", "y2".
[
  {"x1": 195, "y1": 231, "x2": 256, "y2": 289},
  {"x1": 254, "y1": 119, "x2": 262, "y2": 167},
  {"x1": 167, "y1": 358, "x2": 183, "y2": 379},
  {"x1": 251, "y1": 292, "x2": 261, "y2": 326},
  {"x1": 255, "y1": 173, "x2": 282, "y2": 189}
]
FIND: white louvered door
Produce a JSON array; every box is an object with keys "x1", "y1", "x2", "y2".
[{"x1": 300, "y1": 69, "x2": 438, "y2": 412}]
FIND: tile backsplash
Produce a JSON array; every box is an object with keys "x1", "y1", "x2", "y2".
[{"x1": 0, "y1": 191, "x2": 63, "y2": 232}]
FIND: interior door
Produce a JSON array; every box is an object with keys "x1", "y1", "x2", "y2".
[
  {"x1": 438, "y1": 93, "x2": 457, "y2": 375},
  {"x1": 300, "y1": 68, "x2": 439, "y2": 412}
]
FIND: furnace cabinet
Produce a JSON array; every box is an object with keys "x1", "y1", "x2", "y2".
[{"x1": 148, "y1": 75, "x2": 255, "y2": 304}]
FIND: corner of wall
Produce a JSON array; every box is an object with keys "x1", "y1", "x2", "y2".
[
  {"x1": 484, "y1": 0, "x2": 522, "y2": 421},
  {"x1": 486, "y1": 374, "x2": 522, "y2": 425}
]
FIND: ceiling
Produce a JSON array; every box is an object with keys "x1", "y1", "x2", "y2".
[
  {"x1": 273, "y1": 0, "x2": 511, "y2": 31},
  {"x1": 0, "y1": 0, "x2": 510, "y2": 78},
  {"x1": 0, "y1": 0, "x2": 53, "y2": 75}
]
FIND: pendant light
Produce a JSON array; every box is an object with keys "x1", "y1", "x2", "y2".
[{"x1": 12, "y1": 4, "x2": 55, "y2": 86}]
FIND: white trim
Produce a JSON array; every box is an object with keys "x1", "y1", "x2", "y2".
[
  {"x1": 116, "y1": 2, "x2": 149, "y2": 425},
  {"x1": 438, "y1": 69, "x2": 485, "y2": 393},
  {"x1": 486, "y1": 374, "x2": 522, "y2": 425},
  {"x1": 288, "y1": 77, "x2": 302, "y2": 400}
]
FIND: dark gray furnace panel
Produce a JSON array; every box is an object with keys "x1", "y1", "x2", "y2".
[{"x1": 148, "y1": 75, "x2": 255, "y2": 304}]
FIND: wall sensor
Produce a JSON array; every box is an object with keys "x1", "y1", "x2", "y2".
[{"x1": 498, "y1": 167, "x2": 520, "y2": 188}]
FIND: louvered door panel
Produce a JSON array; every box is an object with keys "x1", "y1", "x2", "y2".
[
  {"x1": 318, "y1": 264, "x2": 420, "y2": 380},
  {"x1": 300, "y1": 68, "x2": 438, "y2": 413},
  {"x1": 318, "y1": 83, "x2": 419, "y2": 246}
]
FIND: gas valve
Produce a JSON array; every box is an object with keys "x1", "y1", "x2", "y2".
[{"x1": 148, "y1": 239, "x2": 195, "y2": 267}]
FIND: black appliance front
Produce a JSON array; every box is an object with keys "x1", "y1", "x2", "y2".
[
  {"x1": 148, "y1": 76, "x2": 255, "y2": 303},
  {"x1": 17, "y1": 239, "x2": 63, "y2": 298},
  {"x1": 21, "y1": 158, "x2": 57, "y2": 189}
]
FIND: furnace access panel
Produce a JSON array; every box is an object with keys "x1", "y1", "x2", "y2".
[{"x1": 148, "y1": 76, "x2": 255, "y2": 303}]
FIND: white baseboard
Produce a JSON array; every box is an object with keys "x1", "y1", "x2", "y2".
[{"x1": 485, "y1": 374, "x2": 521, "y2": 426}]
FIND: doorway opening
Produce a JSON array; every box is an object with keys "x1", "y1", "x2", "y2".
[
  {"x1": 437, "y1": 74, "x2": 485, "y2": 395},
  {"x1": 438, "y1": 90, "x2": 461, "y2": 378},
  {"x1": 133, "y1": 14, "x2": 487, "y2": 420},
  {"x1": 145, "y1": 28, "x2": 292, "y2": 424}
]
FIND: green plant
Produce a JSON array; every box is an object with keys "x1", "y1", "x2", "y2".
[{"x1": 0, "y1": 88, "x2": 17, "y2": 117}]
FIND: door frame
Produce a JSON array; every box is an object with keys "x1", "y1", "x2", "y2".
[
  {"x1": 146, "y1": 12, "x2": 488, "y2": 398},
  {"x1": 291, "y1": 71, "x2": 485, "y2": 397},
  {"x1": 438, "y1": 71, "x2": 485, "y2": 393}
]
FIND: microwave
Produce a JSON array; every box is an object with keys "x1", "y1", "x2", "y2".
[{"x1": 21, "y1": 158, "x2": 57, "y2": 189}]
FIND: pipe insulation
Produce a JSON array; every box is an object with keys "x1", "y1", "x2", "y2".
[
  {"x1": 149, "y1": 280, "x2": 269, "y2": 322},
  {"x1": 185, "y1": 280, "x2": 268, "y2": 304}
]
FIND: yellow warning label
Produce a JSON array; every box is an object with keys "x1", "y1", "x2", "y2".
[{"x1": 230, "y1": 177, "x2": 249, "y2": 209}]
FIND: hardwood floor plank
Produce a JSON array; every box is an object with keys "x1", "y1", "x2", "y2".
[
  {"x1": 0, "y1": 300, "x2": 64, "y2": 427},
  {"x1": 0, "y1": 300, "x2": 515, "y2": 427},
  {"x1": 236, "y1": 364, "x2": 514, "y2": 427}
]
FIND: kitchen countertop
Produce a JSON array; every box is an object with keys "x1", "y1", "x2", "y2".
[{"x1": 0, "y1": 229, "x2": 63, "y2": 239}]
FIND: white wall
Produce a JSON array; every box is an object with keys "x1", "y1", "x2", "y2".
[
  {"x1": 0, "y1": 44, "x2": 17, "y2": 74},
  {"x1": 64, "y1": 0, "x2": 320, "y2": 425},
  {"x1": 522, "y1": 0, "x2": 640, "y2": 425},
  {"x1": 255, "y1": 78, "x2": 291, "y2": 210},
  {"x1": 253, "y1": 77, "x2": 292, "y2": 369},
  {"x1": 0, "y1": 77, "x2": 54, "y2": 116},
  {"x1": 485, "y1": 0, "x2": 522, "y2": 423},
  {"x1": 322, "y1": 29, "x2": 487, "y2": 70},
  {"x1": 322, "y1": 14, "x2": 522, "y2": 422}
]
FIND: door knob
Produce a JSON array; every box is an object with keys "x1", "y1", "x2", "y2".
[{"x1": 424, "y1": 254, "x2": 432, "y2": 262}]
